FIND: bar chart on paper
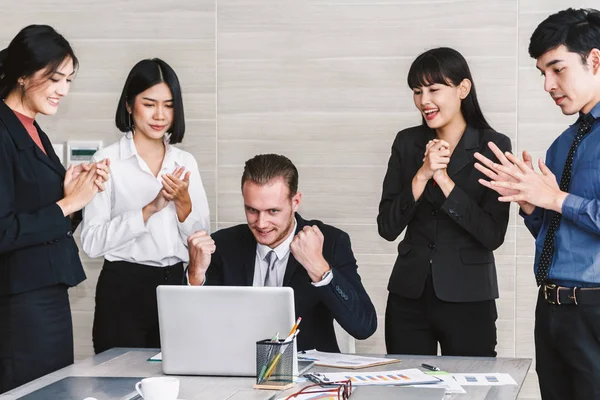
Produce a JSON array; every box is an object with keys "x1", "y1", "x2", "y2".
[
  {"x1": 346, "y1": 372, "x2": 414, "y2": 384},
  {"x1": 315, "y1": 369, "x2": 441, "y2": 386},
  {"x1": 452, "y1": 373, "x2": 517, "y2": 386}
]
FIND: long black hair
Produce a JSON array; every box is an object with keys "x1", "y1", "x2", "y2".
[
  {"x1": 115, "y1": 58, "x2": 186, "y2": 144},
  {"x1": 407, "y1": 47, "x2": 492, "y2": 130},
  {"x1": 0, "y1": 24, "x2": 78, "y2": 99}
]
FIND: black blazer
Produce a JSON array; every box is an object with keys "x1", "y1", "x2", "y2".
[
  {"x1": 205, "y1": 213, "x2": 377, "y2": 352},
  {"x1": 0, "y1": 101, "x2": 85, "y2": 296},
  {"x1": 377, "y1": 125, "x2": 511, "y2": 302}
]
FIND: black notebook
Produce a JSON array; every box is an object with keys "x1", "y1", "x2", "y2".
[{"x1": 17, "y1": 376, "x2": 143, "y2": 400}]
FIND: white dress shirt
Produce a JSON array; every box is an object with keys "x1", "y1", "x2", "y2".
[
  {"x1": 81, "y1": 134, "x2": 210, "y2": 266},
  {"x1": 253, "y1": 219, "x2": 333, "y2": 287}
]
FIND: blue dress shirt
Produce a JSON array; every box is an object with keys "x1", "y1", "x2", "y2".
[{"x1": 522, "y1": 101, "x2": 600, "y2": 287}]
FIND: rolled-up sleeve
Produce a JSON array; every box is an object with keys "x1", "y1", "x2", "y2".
[
  {"x1": 176, "y1": 155, "x2": 211, "y2": 243},
  {"x1": 561, "y1": 194, "x2": 600, "y2": 236}
]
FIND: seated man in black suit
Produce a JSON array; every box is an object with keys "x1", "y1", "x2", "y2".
[{"x1": 187, "y1": 154, "x2": 377, "y2": 352}]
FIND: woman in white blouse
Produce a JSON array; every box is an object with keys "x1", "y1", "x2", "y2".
[{"x1": 81, "y1": 58, "x2": 210, "y2": 354}]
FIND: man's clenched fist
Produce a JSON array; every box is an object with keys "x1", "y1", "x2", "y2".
[{"x1": 187, "y1": 230, "x2": 216, "y2": 285}]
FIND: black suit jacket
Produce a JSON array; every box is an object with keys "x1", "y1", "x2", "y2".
[
  {"x1": 377, "y1": 124, "x2": 511, "y2": 302},
  {"x1": 0, "y1": 101, "x2": 85, "y2": 295},
  {"x1": 205, "y1": 213, "x2": 377, "y2": 352}
]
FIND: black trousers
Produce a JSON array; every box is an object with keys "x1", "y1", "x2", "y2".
[
  {"x1": 535, "y1": 288, "x2": 600, "y2": 399},
  {"x1": 385, "y1": 274, "x2": 497, "y2": 356},
  {"x1": 0, "y1": 284, "x2": 74, "y2": 393},
  {"x1": 92, "y1": 260, "x2": 184, "y2": 355}
]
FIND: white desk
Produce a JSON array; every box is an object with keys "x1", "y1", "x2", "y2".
[{"x1": 4, "y1": 348, "x2": 531, "y2": 400}]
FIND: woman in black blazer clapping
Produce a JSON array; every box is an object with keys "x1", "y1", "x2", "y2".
[
  {"x1": 0, "y1": 25, "x2": 108, "y2": 392},
  {"x1": 378, "y1": 48, "x2": 511, "y2": 357}
]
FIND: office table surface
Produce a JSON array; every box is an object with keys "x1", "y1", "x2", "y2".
[{"x1": 4, "y1": 348, "x2": 531, "y2": 400}]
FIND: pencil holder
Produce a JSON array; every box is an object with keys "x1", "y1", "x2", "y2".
[{"x1": 254, "y1": 338, "x2": 295, "y2": 390}]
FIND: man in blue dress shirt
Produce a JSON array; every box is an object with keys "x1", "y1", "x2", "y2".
[{"x1": 474, "y1": 8, "x2": 600, "y2": 400}]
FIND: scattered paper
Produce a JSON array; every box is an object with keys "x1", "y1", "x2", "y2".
[
  {"x1": 148, "y1": 352, "x2": 162, "y2": 362},
  {"x1": 452, "y1": 373, "x2": 517, "y2": 386},
  {"x1": 298, "y1": 350, "x2": 400, "y2": 369},
  {"x1": 412, "y1": 374, "x2": 466, "y2": 394},
  {"x1": 306, "y1": 368, "x2": 441, "y2": 386}
]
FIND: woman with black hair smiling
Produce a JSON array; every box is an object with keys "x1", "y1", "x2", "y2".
[
  {"x1": 81, "y1": 58, "x2": 210, "y2": 354},
  {"x1": 377, "y1": 47, "x2": 511, "y2": 357},
  {"x1": 0, "y1": 25, "x2": 109, "y2": 392}
]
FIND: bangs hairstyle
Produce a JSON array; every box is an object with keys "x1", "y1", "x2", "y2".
[
  {"x1": 0, "y1": 24, "x2": 78, "y2": 100},
  {"x1": 407, "y1": 47, "x2": 492, "y2": 131},
  {"x1": 529, "y1": 8, "x2": 600, "y2": 62},
  {"x1": 115, "y1": 58, "x2": 185, "y2": 144}
]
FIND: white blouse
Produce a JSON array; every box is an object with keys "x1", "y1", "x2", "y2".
[{"x1": 81, "y1": 134, "x2": 210, "y2": 267}]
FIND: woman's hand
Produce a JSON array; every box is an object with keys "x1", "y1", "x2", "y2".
[
  {"x1": 417, "y1": 139, "x2": 450, "y2": 181},
  {"x1": 161, "y1": 166, "x2": 192, "y2": 222},
  {"x1": 57, "y1": 166, "x2": 99, "y2": 216},
  {"x1": 93, "y1": 159, "x2": 111, "y2": 192},
  {"x1": 141, "y1": 167, "x2": 191, "y2": 223},
  {"x1": 142, "y1": 189, "x2": 171, "y2": 224},
  {"x1": 64, "y1": 159, "x2": 110, "y2": 195}
]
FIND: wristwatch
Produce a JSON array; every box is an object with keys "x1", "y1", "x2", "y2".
[{"x1": 320, "y1": 269, "x2": 332, "y2": 282}]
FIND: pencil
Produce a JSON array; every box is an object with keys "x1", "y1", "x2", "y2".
[{"x1": 287, "y1": 317, "x2": 302, "y2": 336}]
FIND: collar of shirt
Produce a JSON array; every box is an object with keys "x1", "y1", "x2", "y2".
[
  {"x1": 256, "y1": 218, "x2": 298, "y2": 262},
  {"x1": 119, "y1": 133, "x2": 178, "y2": 175},
  {"x1": 575, "y1": 101, "x2": 600, "y2": 124},
  {"x1": 253, "y1": 218, "x2": 298, "y2": 287}
]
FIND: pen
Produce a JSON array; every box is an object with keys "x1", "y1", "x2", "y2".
[
  {"x1": 257, "y1": 365, "x2": 268, "y2": 384},
  {"x1": 282, "y1": 330, "x2": 297, "y2": 343},
  {"x1": 262, "y1": 353, "x2": 282, "y2": 382},
  {"x1": 304, "y1": 373, "x2": 321, "y2": 384},
  {"x1": 421, "y1": 363, "x2": 441, "y2": 372},
  {"x1": 257, "y1": 333, "x2": 280, "y2": 383}
]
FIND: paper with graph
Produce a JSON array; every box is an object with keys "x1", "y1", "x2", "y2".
[
  {"x1": 452, "y1": 373, "x2": 517, "y2": 386},
  {"x1": 311, "y1": 368, "x2": 441, "y2": 386}
]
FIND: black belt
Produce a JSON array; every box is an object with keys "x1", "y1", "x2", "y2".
[
  {"x1": 542, "y1": 282, "x2": 600, "y2": 305},
  {"x1": 102, "y1": 259, "x2": 184, "y2": 283}
]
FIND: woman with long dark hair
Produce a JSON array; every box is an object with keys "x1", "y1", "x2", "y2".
[
  {"x1": 378, "y1": 47, "x2": 511, "y2": 356},
  {"x1": 81, "y1": 59, "x2": 210, "y2": 354},
  {"x1": 0, "y1": 25, "x2": 108, "y2": 391}
]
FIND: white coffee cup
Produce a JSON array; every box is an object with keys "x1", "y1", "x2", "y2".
[{"x1": 135, "y1": 377, "x2": 179, "y2": 400}]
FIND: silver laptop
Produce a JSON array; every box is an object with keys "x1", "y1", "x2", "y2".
[{"x1": 157, "y1": 285, "x2": 297, "y2": 376}]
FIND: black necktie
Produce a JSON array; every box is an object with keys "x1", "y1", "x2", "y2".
[{"x1": 535, "y1": 113, "x2": 596, "y2": 286}]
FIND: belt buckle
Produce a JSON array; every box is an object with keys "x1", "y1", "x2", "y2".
[
  {"x1": 544, "y1": 283, "x2": 560, "y2": 305},
  {"x1": 569, "y1": 287, "x2": 578, "y2": 305}
]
